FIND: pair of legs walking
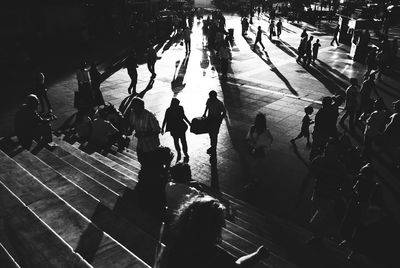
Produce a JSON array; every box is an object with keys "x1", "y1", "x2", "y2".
[
  {"x1": 172, "y1": 133, "x2": 189, "y2": 162},
  {"x1": 147, "y1": 62, "x2": 156, "y2": 77},
  {"x1": 254, "y1": 39, "x2": 265, "y2": 50},
  {"x1": 128, "y1": 70, "x2": 138, "y2": 95}
]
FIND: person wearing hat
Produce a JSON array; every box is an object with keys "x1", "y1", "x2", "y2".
[
  {"x1": 340, "y1": 78, "x2": 359, "y2": 132},
  {"x1": 14, "y1": 94, "x2": 53, "y2": 148}
]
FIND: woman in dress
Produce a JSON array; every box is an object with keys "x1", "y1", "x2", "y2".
[{"x1": 162, "y1": 98, "x2": 191, "y2": 162}]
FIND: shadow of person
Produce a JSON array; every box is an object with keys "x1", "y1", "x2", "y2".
[
  {"x1": 171, "y1": 55, "x2": 189, "y2": 96},
  {"x1": 210, "y1": 154, "x2": 220, "y2": 193},
  {"x1": 119, "y1": 78, "x2": 155, "y2": 117}
]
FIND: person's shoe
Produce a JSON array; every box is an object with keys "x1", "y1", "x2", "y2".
[
  {"x1": 290, "y1": 139, "x2": 296, "y2": 145},
  {"x1": 184, "y1": 155, "x2": 189, "y2": 162}
]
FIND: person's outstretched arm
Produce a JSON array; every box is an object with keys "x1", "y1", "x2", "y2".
[{"x1": 235, "y1": 246, "x2": 270, "y2": 268}]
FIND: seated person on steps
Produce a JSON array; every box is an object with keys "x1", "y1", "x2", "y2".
[
  {"x1": 89, "y1": 108, "x2": 128, "y2": 150},
  {"x1": 14, "y1": 94, "x2": 53, "y2": 149}
]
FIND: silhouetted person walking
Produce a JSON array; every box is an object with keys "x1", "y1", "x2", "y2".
[
  {"x1": 276, "y1": 19, "x2": 282, "y2": 39},
  {"x1": 253, "y1": 26, "x2": 265, "y2": 50},
  {"x1": 147, "y1": 46, "x2": 157, "y2": 78},
  {"x1": 182, "y1": 27, "x2": 192, "y2": 53},
  {"x1": 203, "y1": 90, "x2": 226, "y2": 155},
  {"x1": 161, "y1": 98, "x2": 191, "y2": 162},
  {"x1": 291, "y1": 106, "x2": 314, "y2": 147},
  {"x1": 331, "y1": 25, "x2": 340, "y2": 46},
  {"x1": 340, "y1": 78, "x2": 359, "y2": 132},
  {"x1": 126, "y1": 51, "x2": 138, "y2": 95}
]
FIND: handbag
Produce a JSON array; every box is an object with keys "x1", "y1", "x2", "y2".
[{"x1": 190, "y1": 117, "x2": 209, "y2": 134}]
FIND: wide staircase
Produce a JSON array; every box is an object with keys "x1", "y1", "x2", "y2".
[{"x1": 0, "y1": 135, "x2": 359, "y2": 268}]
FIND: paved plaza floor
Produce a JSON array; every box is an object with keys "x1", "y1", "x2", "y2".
[{"x1": 1, "y1": 11, "x2": 400, "y2": 266}]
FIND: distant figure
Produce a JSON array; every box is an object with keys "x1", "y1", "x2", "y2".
[
  {"x1": 89, "y1": 63, "x2": 105, "y2": 107},
  {"x1": 202, "y1": 90, "x2": 226, "y2": 155},
  {"x1": 291, "y1": 106, "x2": 314, "y2": 147},
  {"x1": 14, "y1": 94, "x2": 52, "y2": 148},
  {"x1": 182, "y1": 27, "x2": 192, "y2": 53},
  {"x1": 147, "y1": 46, "x2": 157, "y2": 78},
  {"x1": 340, "y1": 78, "x2": 359, "y2": 132},
  {"x1": 219, "y1": 40, "x2": 232, "y2": 78},
  {"x1": 363, "y1": 99, "x2": 388, "y2": 157},
  {"x1": 297, "y1": 36, "x2": 307, "y2": 63},
  {"x1": 276, "y1": 19, "x2": 282, "y2": 39},
  {"x1": 305, "y1": 36, "x2": 314, "y2": 66},
  {"x1": 128, "y1": 97, "x2": 161, "y2": 165},
  {"x1": 161, "y1": 98, "x2": 191, "y2": 163},
  {"x1": 33, "y1": 72, "x2": 52, "y2": 115},
  {"x1": 301, "y1": 29, "x2": 308, "y2": 39},
  {"x1": 331, "y1": 25, "x2": 340, "y2": 46},
  {"x1": 253, "y1": 26, "x2": 265, "y2": 50},
  {"x1": 159, "y1": 195, "x2": 270, "y2": 268},
  {"x1": 268, "y1": 20, "x2": 275, "y2": 39},
  {"x1": 76, "y1": 61, "x2": 93, "y2": 111},
  {"x1": 241, "y1": 17, "x2": 249, "y2": 35},
  {"x1": 245, "y1": 113, "x2": 273, "y2": 188},
  {"x1": 364, "y1": 48, "x2": 378, "y2": 78},
  {"x1": 381, "y1": 99, "x2": 400, "y2": 167},
  {"x1": 126, "y1": 51, "x2": 139, "y2": 95},
  {"x1": 389, "y1": 38, "x2": 398, "y2": 68},
  {"x1": 358, "y1": 74, "x2": 379, "y2": 121},
  {"x1": 312, "y1": 39, "x2": 321, "y2": 63}
]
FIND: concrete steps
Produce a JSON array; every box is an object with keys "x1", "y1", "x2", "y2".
[
  {"x1": 0, "y1": 242, "x2": 20, "y2": 268},
  {"x1": 0, "y1": 139, "x2": 158, "y2": 266},
  {"x1": 0, "y1": 144, "x2": 150, "y2": 268},
  {"x1": 0, "y1": 181, "x2": 91, "y2": 268},
  {"x1": 0, "y1": 135, "x2": 301, "y2": 267}
]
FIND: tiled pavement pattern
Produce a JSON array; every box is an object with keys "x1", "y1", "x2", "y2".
[{"x1": 1, "y1": 11, "x2": 400, "y2": 267}]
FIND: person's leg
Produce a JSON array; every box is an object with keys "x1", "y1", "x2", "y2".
[
  {"x1": 340, "y1": 111, "x2": 349, "y2": 125},
  {"x1": 260, "y1": 40, "x2": 265, "y2": 50},
  {"x1": 173, "y1": 135, "x2": 181, "y2": 160},
  {"x1": 128, "y1": 73, "x2": 134, "y2": 94},
  {"x1": 147, "y1": 62, "x2": 152, "y2": 75},
  {"x1": 188, "y1": 39, "x2": 191, "y2": 51},
  {"x1": 181, "y1": 133, "x2": 188, "y2": 157}
]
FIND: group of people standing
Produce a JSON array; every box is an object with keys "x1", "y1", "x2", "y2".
[{"x1": 297, "y1": 29, "x2": 321, "y2": 66}]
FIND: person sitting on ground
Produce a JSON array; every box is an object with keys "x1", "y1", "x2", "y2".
[
  {"x1": 89, "y1": 108, "x2": 128, "y2": 150},
  {"x1": 14, "y1": 94, "x2": 53, "y2": 149},
  {"x1": 160, "y1": 195, "x2": 270, "y2": 268},
  {"x1": 75, "y1": 108, "x2": 92, "y2": 141}
]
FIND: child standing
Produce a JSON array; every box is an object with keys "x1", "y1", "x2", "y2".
[
  {"x1": 291, "y1": 106, "x2": 314, "y2": 146},
  {"x1": 312, "y1": 39, "x2": 321, "y2": 63}
]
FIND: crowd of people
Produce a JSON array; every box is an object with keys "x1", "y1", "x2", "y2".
[{"x1": 12, "y1": 6, "x2": 400, "y2": 266}]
